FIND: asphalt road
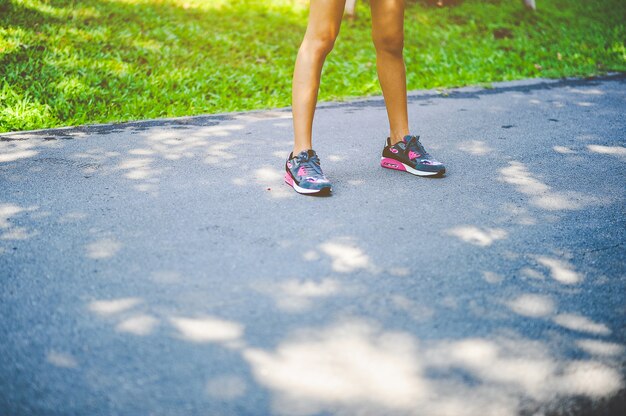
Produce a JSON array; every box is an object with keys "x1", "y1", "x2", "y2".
[{"x1": 1, "y1": 75, "x2": 625, "y2": 416}]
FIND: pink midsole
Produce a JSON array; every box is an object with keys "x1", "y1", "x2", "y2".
[
  {"x1": 284, "y1": 172, "x2": 327, "y2": 194},
  {"x1": 380, "y1": 157, "x2": 407, "y2": 171}
]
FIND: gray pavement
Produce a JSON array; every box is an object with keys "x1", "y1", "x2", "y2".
[{"x1": 1, "y1": 75, "x2": 625, "y2": 415}]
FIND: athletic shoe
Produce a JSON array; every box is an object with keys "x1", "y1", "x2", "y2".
[
  {"x1": 284, "y1": 149, "x2": 332, "y2": 195},
  {"x1": 381, "y1": 135, "x2": 446, "y2": 176}
]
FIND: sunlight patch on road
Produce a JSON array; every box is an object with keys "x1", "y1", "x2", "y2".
[
  {"x1": 576, "y1": 340, "x2": 625, "y2": 357},
  {"x1": 458, "y1": 140, "x2": 493, "y2": 156},
  {"x1": 553, "y1": 145, "x2": 576, "y2": 154},
  {"x1": 535, "y1": 256, "x2": 582, "y2": 284},
  {"x1": 553, "y1": 314, "x2": 611, "y2": 335},
  {"x1": 246, "y1": 165, "x2": 294, "y2": 199},
  {"x1": 86, "y1": 237, "x2": 122, "y2": 259},
  {"x1": 116, "y1": 314, "x2": 158, "y2": 336},
  {"x1": 0, "y1": 203, "x2": 38, "y2": 240},
  {"x1": 89, "y1": 297, "x2": 142, "y2": 315},
  {"x1": 46, "y1": 351, "x2": 78, "y2": 368},
  {"x1": 319, "y1": 238, "x2": 373, "y2": 273},
  {"x1": 446, "y1": 226, "x2": 507, "y2": 247},
  {"x1": 244, "y1": 319, "x2": 427, "y2": 415},
  {"x1": 260, "y1": 278, "x2": 342, "y2": 312},
  {"x1": 507, "y1": 294, "x2": 555, "y2": 318},
  {"x1": 170, "y1": 316, "x2": 244, "y2": 344},
  {"x1": 499, "y1": 161, "x2": 603, "y2": 211},
  {"x1": 587, "y1": 144, "x2": 626, "y2": 159},
  {"x1": 0, "y1": 140, "x2": 38, "y2": 163},
  {"x1": 427, "y1": 336, "x2": 622, "y2": 402}
]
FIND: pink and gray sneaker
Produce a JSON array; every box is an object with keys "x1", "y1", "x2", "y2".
[
  {"x1": 381, "y1": 135, "x2": 446, "y2": 177},
  {"x1": 285, "y1": 149, "x2": 332, "y2": 195}
]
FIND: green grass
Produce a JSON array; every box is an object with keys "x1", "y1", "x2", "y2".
[{"x1": 1, "y1": 0, "x2": 624, "y2": 132}]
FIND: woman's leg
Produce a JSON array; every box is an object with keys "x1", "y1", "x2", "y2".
[
  {"x1": 370, "y1": 0, "x2": 410, "y2": 145},
  {"x1": 292, "y1": 0, "x2": 347, "y2": 155}
]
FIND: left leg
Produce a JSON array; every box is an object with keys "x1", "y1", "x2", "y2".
[
  {"x1": 370, "y1": 0, "x2": 409, "y2": 145},
  {"x1": 373, "y1": 0, "x2": 447, "y2": 177}
]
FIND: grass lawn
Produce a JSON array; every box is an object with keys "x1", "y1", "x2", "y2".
[{"x1": 1, "y1": 0, "x2": 624, "y2": 132}]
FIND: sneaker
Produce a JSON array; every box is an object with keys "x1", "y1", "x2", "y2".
[
  {"x1": 284, "y1": 149, "x2": 332, "y2": 195},
  {"x1": 381, "y1": 135, "x2": 446, "y2": 177}
]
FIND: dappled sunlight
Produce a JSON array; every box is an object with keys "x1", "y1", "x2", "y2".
[
  {"x1": 507, "y1": 294, "x2": 555, "y2": 318},
  {"x1": 427, "y1": 335, "x2": 623, "y2": 402},
  {"x1": 458, "y1": 140, "x2": 493, "y2": 156},
  {"x1": 116, "y1": 157, "x2": 162, "y2": 180},
  {"x1": 587, "y1": 144, "x2": 626, "y2": 159},
  {"x1": 243, "y1": 319, "x2": 428, "y2": 415},
  {"x1": 203, "y1": 139, "x2": 245, "y2": 165},
  {"x1": 206, "y1": 375, "x2": 247, "y2": 400},
  {"x1": 557, "y1": 361, "x2": 623, "y2": 397},
  {"x1": 577, "y1": 339, "x2": 625, "y2": 357},
  {"x1": 0, "y1": 203, "x2": 27, "y2": 228},
  {"x1": 80, "y1": 282, "x2": 624, "y2": 415},
  {"x1": 520, "y1": 266, "x2": 545, "y2": 279},
  {"x1": 46, "y1": 351, "x2": 78, "y2": 369},
  {"x1": 170, "y1": 316, "x2": 244, "y2": 345},
  {"x1": 482, "y1": 271, "x2": 504, "y2": 284},
  {"x1": 243, "y1": 319, "x2": 624, "y2": 416},
  {"x1": 389, "y1": 267, "x2": 410, "y2": 277},
  {"x1": 244, "y1": 165, "x2": 294, "y2": 199},
  {"x1": 116, "y1": 314, "x2": 158, "y2": 336},
  {"x1": 73, "y1": 147, "x2": 120, "y2": 164},
  {"x1": 89, "y1": 297, "x2": 142, "y2": 316},
  {"x1": 318, "y1": 237, "x2": 373, "y2": 273},
  {"x1": 233, "y1": 110, "x2": 292, "y2": 123},
  {"x1": 259, "y1": 278, "x2": 343, "y2": 312},
  {"x1": 57, "y1": 211, "x2": 88, "y2": 224},
  {"x1": 0, "y1": 226, "x2": 36, "y2": 240},
  {"x1": 567, "y1": 88, "x2": 605, "y2": 96},
  {"x1": 553, "y1": 145, "x2": 576, "y2": 154},
  {"x1": 85, "y1": 237, "x2": 122, "y2": 259},
  {"x1": 552, "y1": 313, "x2": 611, "y2": 336},
  {"x1": 302, "y1": 250, "x2": 319, "y2": 261},
  {"x1": 0, "y1": 140, "x2": 39, "y2": 163},
  {"x1": 499, "y1": 161, "x2": 604, "y2": 211},
  {"x1": 0, "y1": 202, "x2": 38, "y2": 241},
  {"x1": 535, "y1": 255, "x2": 582, "y2": 284},
  {"x1": 327, "y1": 154, "x2": 345, "y2": 162},
  {"x1": 272, "y1": 150, "x2": 289, "y2": 159},
  {"x1": 446, "y1": 226, "x2": 507, "y2": 247}
]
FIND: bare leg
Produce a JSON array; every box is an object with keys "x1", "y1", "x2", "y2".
[
  {"x1": 292, "y1": 0, "x2": 347, "y2": 155},
  {"x1": 371, "y1": 0, "x2": 410, "y2": 145}
]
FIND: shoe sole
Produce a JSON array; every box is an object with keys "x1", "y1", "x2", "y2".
[
  {"x1": 381, "y1": 157, "x2": 445, "y2": 177},
  {"x1": 284, "y1": 172, "x2": 332, "y2": 195}
]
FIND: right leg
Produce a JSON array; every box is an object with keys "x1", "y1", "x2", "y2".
[{"x1": 292, "y1": 0, "x2": 347, "y2": 155}]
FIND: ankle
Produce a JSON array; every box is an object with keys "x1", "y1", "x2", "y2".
[
  {"x1": 389, "y1": 129, "x2": 410, "y2": 144},
  {"x1": 292, "y1": 146, "x2": 311, "y2": 156}
]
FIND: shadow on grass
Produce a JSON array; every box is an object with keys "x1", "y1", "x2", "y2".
[{"x1": 0, "y1": 0, "x2": 308, "y2": 131}]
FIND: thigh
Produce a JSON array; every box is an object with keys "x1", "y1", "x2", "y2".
[
  {"x1": 370, "y1": 0, "x2": 405, "y2": 39},
  {"x1": 304, "y1": 0, "x2": 347, "y2": 41}
]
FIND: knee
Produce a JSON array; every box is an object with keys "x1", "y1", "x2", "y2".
[
  {"x1": 372, "y1": 31, "x2": 404, "y2": 56},
  {"x1": 301, "y1": 32, "x2": 338, "y2": 58}
]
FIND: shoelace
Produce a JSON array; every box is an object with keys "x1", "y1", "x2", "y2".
[
  {"x1": 405, "y1": 135, "x2": 430, "y2": 159},
  {"x1": 297, "y1": 152, "x2": 324, "y2": 177}
]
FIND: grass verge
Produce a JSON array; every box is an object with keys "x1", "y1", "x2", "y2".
[{"x1": 1, "y1": 0, "x2": 624, "y2": 132}]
